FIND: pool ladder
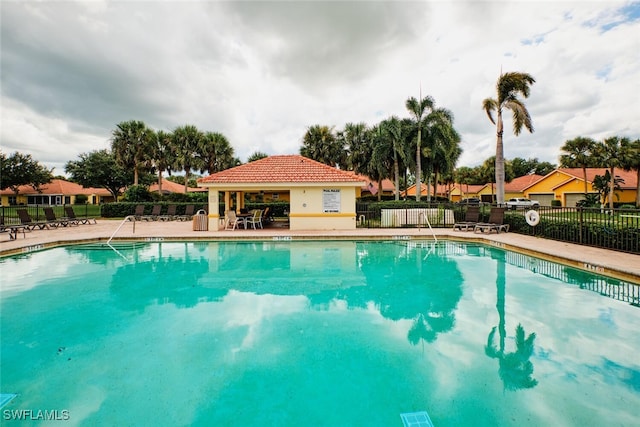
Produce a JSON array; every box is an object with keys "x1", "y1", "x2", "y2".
[
  {"x1": 417, "y1": 212, "x2": 438, "y2": 243},
  {"x1": 106, "y1": 215, "x2": 136, "y2": 259}
]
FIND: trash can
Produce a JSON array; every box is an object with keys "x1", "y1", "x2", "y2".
[{"x1": 192, "y1": 209, "x2": 208, "y2": 231}]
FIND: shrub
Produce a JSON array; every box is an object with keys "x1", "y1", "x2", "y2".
[
  {"x1": 123, "y1": 185, "x2": 153, "y2": 202},
  {"x1": 551, "y1": 200, "x2": 561, "y2": 207}
]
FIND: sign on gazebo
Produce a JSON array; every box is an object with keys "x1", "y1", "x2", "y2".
[{"x1": 322, "y1": 189, "x2": 341, "y2": 213}]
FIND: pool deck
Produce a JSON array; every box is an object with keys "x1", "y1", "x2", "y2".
[{"x1": 1, "y1": 220, "x2": 639, "y2": 283}]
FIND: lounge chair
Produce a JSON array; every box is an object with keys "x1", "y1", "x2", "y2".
[
  {"x1": 244, "y1": 209, "x2": 264, "y2": 229},
  {"x1": 130, "y1": 205, "x2": 145, "y2": 221},
  {"x1": 17, "y1": 209, "x2": 50, "y2": 230},
  {"x1": 1, "y1": 217, "x2": 26, "y2": 240},
  {"x1": 65, "y1": 206, "x2": 97, "y2": 224},
  {"x1": 474, "y1": 207, "x2": 510, "y2": 234},
  {"x1": 159, "y1": 204, "x2": 177, "y2": 221},
  {"x1": 453, "y1": 205, "x2": 480, "y2": 231},
  {"x1": 141, "y1": 205, "x2": 162, "y2": 221},
  {"x1": 176, "y1": 204, "x2": 195, "y2": 221},
  {"x1": 44, "y1": 207, "x2": 75, "y2": 227},
  {"x1": 224, "y1": 210, "x2": 244, "y2": 230}
]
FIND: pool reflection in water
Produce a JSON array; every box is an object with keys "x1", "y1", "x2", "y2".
[{"x1": 1, "y1": 240, "x2": 639, "y2": 426}]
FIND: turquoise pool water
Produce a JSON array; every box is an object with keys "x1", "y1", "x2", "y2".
[{"x1": 1, "y1": 240, "x2": 639, "y2": 426}]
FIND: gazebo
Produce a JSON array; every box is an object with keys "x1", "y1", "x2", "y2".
[{"x1": 197, "y1": 155, "x2": 365, "y2": 230}]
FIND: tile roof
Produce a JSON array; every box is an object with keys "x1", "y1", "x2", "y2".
[
  {"x1": 0, "y1": 179, "x2": 110, "y2": 196},
  {"x1": 555, "y1": 168, "x2": 638, "y2": 188},
  {"x1": 347, "y1": 173, "x2": 395, "y2": 194},
  {"x1": 198, "y1": 155, "x2": 365, "y2": 184},
  {"x1": 149, "y1": 178, "x2": 206, "y2": 193},
  {"x1": 504, "y1": 174, "x2": 543, "y2": 192}
]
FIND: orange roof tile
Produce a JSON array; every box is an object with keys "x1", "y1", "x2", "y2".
[
  {"x1": 555, "y1": 168, "x2": 638, "y2": 188},
  {"x1": 198, "y1": 155, "x2": 365, "y2": 184},
  {"x1": 504, "y1": 174, "x2": 544, "y2": 192},
  {"x1": 149, "y1": 178, "x2": 206, "y2": 193},
  {"x1": 347, "y1": 172, "x2": 395, "y2": 194}
]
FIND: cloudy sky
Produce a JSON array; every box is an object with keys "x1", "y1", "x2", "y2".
[{"x1": 1, "y1": 0, "x2": 639, "y2": 175}]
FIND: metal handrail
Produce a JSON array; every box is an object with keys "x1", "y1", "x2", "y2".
[
  {"x1": 106, "y1": 215, "x2": 136, "y2": 259},
  {"x1": 418, "y1": 212, "x2": 438, "y2": 243}
]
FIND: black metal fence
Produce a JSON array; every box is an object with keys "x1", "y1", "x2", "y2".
[
  {"x1": 1, "y1": 204, "x2": 97, "y2": 224},
  {"x1": 356, "y1": 202, "x2": 640, "y2": 254}
]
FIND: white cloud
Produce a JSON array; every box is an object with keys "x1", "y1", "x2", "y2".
[{"x1": 1, "y1": 0, "x2": 638, "y2": 171}]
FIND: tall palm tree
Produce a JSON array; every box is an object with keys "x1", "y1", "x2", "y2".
[
  {"x1": 482, "y1": 72, "x2": 535, "y2": 204},
  {"x1": 559, "y1": 136, "x2": 597, "y2": 196},
  {"x1": 422, "y1": 108, "x2": 461, "y2": 200},
  {"x1": 406, "y1": 94, "x2": 435, "y2": 201},
  {"x1": 593, "y1": 136, "x2": 630, "y2": 209},
  {"x1": 173, "y1": 125, "x2": 205, "y2": 193},
  {"x1": 199, "y1": 131, "x2": 235, "y2": 174},
  {"x1": 300, "y1": 125, "x2": 345, "y2": 167},
  {"x1": 111, "y1": 120, "x2": 154, "y2": 186},
  {"x1": 620, "y1": 138, "x2": 640, "y2": 207},
  {"x1": 343, "y1": 122, "x2": 369, "y2": 172},
  {"x1": 378, "y1": 117, "x2": 405, "y2": 201},
  {"x1": 153, "y1": 130, "x2": 176, "y2": 194}
]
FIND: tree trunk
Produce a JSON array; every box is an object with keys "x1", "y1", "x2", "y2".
[
  {"x1": 609, "y1": 167, "x2": 615, "y2": 209},
  {"x1": 495, "y1": 113, "x2": 505, "y2": 205},
  {"x1": 416, "y1": 128, "x2": 421, "y2": 202},
  {"x1": 394, "y1": 152, "x2": 400, "y2": 201},
  {"x1": 582, "y1": 166, "x2": 588, "y2": 195}
]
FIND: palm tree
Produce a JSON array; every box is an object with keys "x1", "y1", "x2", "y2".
[
  {"x1": 153, "y1": 130, "x2": 176, "y2": 194},
  {"x1": 620, "y1": 138, "x2": 640, "y2": 207},
  {"x1": 406, "y1": 94, "x2": 435, "y2": 201},
  {"x1": 199, "y1": 131, "x2": 235, "y2": 174},
  {"x1": 482, "y1": 72, "x2": 535, "y2": 204},
  {"x1": 422, "y1": 108, "x2": 461, "y2": 200},
  {"x1": 559, "y1": 136, "x2": 597, "y2": 196},
  {"x1": 247, "y1": 151, "x2": 269, "y2": 163},
  {"x1": 377, "y1": 117, "x2": 405, "y2": 201},
  {"x1": 111, "y1": 120, "x2": 155, "y2": 185},
  {"x1": 173, "y1": 125, "x2": 204, "y2": 193},
  {"x1": 300, "y1": 125, "x2": 345, "y2": 167},
  {"x1": 343, "y1": 122, "x2": 369, "y2": 171},
  {"x1": 593, "y1": 136, "x2": 630, "y2": 209}
]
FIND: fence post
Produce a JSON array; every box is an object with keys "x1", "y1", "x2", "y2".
[{"x1": 578, "y1": 207, "x2": 583, "y2": 245}]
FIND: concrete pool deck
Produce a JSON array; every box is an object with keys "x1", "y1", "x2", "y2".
[{"x1": 1, "y1": 219, "x2": 639, "y2": 283}]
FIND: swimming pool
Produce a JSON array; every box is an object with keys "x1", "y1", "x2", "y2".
[{"x1": 1, "y1": 240, "x2": 639, "y2": 426}]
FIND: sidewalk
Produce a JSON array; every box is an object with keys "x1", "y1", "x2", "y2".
[{"x1": 1, "y1": 219, "x2": 638, "y2": 283}]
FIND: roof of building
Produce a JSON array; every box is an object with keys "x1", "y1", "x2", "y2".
[
  {"x1": 347, "y1": 173, "x2": 395, "y2": 195},
  {"x1": 401, "y1": 183, "x2": 449, "y2": 197},
  {"x1": 149, "y1": 178, "x2": 206, "y2": 194},
  {"x1": 0, "y1": 179, "x2": 110, "y2": 196},
  {"x1": 504, "y1": 174, "x2": 544, "y2": 192},
  {"x1": 198, "y1": 155, "x2": 365, "y2": 184}
]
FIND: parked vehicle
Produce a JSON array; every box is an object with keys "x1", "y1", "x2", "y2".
[{"x1": 506, "y1": 198, "x2": 540, "y2": 210}]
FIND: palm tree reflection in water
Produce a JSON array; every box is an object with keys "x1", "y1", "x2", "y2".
[{"x1": 485, "y1": 250, "x2": 538, "y2": 390}]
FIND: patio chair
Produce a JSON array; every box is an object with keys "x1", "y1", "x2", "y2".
[
  {"x1": 1, "y1": 217, "x2": 27, "y2": 240},
  {"x1": 176, "y1": 204, "x2": 195, "y2": 221},
  {"x1": 17, "y1": 208, "x2": 50, "y2": 230},
  {"x1": 159, "y1": 204, "x2": 177, "y2": 221},
  {"x1": 453, "y1": 205, "x2": 480, "y2": 231},
  {"x1": 474, "y1": 207, "x2": 509, "y2": 234},
  {"x1": 44, "y1": 207, "x2": 74, "y2": 227},
  {"x1": 65, "y1": 206, "x2": 96, "y2": 224},
  {"x1": 141, "y1": 205, "x2": 162, "y2": 221},
  {"x1": 224, "y1": 210, "x2": 244, "y2": 230},
  {"x1": 244, "y1": 209, "x2": 263, "y2": 230}
]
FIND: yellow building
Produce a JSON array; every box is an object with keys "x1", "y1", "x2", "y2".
[
  {"x1": 198, "y1": 155, "x2": 365, "y2": 230},
  {"x1": 524, "y1": 168, "x2": 638, "y2": 207}
]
